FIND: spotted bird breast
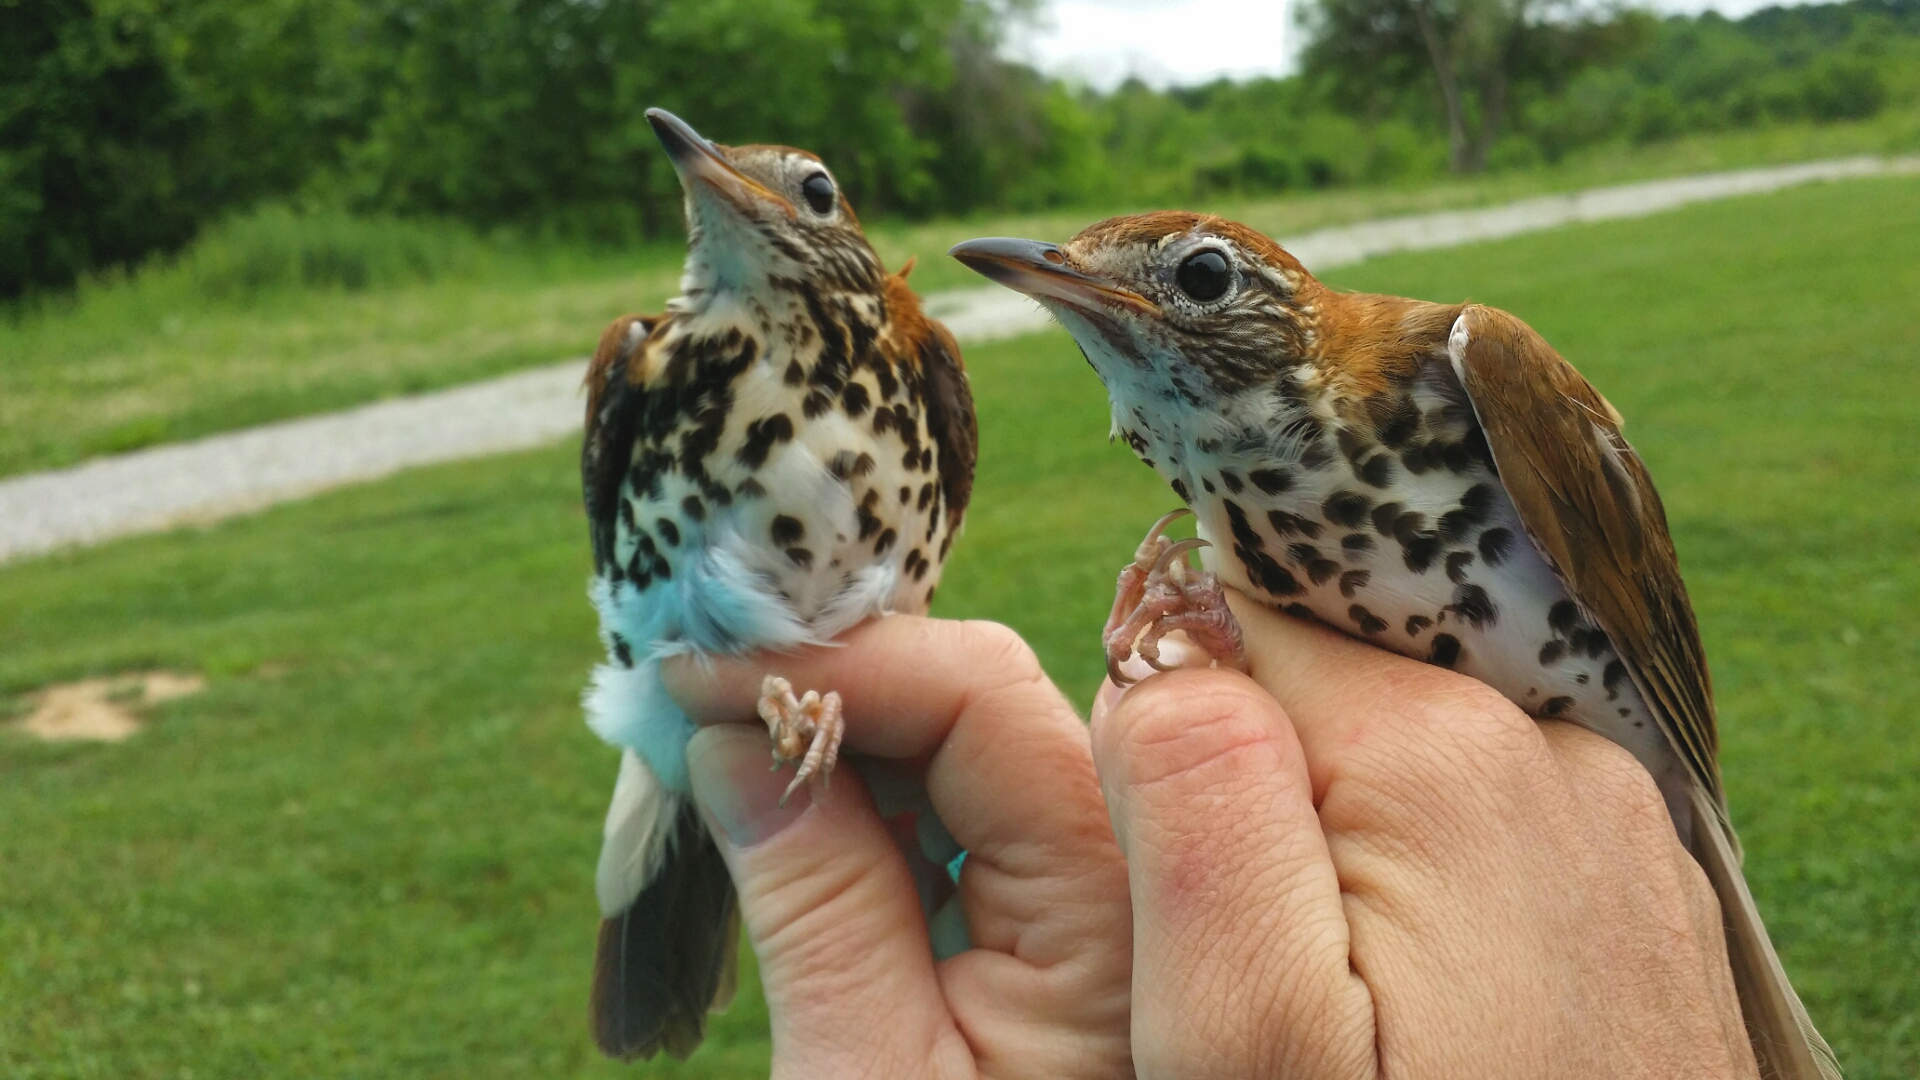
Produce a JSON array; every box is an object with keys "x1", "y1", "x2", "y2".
[
  {"x1": 1120, "y1": 348, "x2": 1670, "y2": 770},
  {"x1": 591, "y1": 295, "x2": 957, "y2": 668}
]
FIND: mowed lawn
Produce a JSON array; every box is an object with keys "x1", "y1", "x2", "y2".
[{"x1": 3, "y1": 176, "x2": 1916, "y2": 1077}]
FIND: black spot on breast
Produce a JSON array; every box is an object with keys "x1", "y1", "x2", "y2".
[
  {"x1": 1219, "y1": 470, "x2": 1244, "y2": 494},
  {"x1": 872, "y1": 407, "x2": 895, "y2": 435},
  {"x1": 1307, "y1": 558, "x2": 1340, "y2": 585},
  {"x1": 1399, "y1": 442, "x2": 1439, "y2": 475},
  {"x1": 1405, "y1": 614, "x2": 1432, "y2": 636},
  {"x1": 917, "y1": 483, "x2": 934, "y2": 511},
  {"x1": 1250, "y1": 468, "x2": 1293, "y2": 494},
  {"x1": 1401, "y1": 536, "x2": 1442, "y2": 574},
  {"x1": 736, "y1": 477, "x2": 766, "y2": 498},
  {"x1": 1342, "y1": 532, "x2": 1374, "y2": 554},
  {"x1": 610, "y1": 633, "x2": 633, "y2": 667},
  {"x1": 856, "y1": 504, "x2": 882, "y2": 541},
  {"x1": 1355, "y1": 454, "x2": 1395, "y2": 489},
  {"x1": 681, "y1": 495, "x2": 705, "y2": 521},
  {"x1": 1371, "y1": 502, "x2": 1405, "y2": 536},
  {"x1": 784, "y1": 360, "x2": 806, "y2": 385},
  {"x1": 771, "y1": 515, "x2": 804, "y2": 546},
  {"x1": 737, "y1": 413, "x2": 796, "y2": 468},
  {"x1": 1267, "y1": 510, "x2": 1323, "y2": 540},
  {"x1": 1172, "y1": 479, "x2": 1192, "y2": 503},
  {"x1": 1238, "y1": 543, "x2": 1303, "y2": 598},
  {"x1": 1429, "y1": 634, "x2": 1462, "y2": 668},
  {"x1": 1202, "y1": 477, "x2": 1217, "y2": 494},
  {"x1": 874, "y1": 528, "x2": 897, "y2": 554},
  {"x1": 1438, "y1": 484, "x2": 1497, "y2": 542},
  {"x1": 1375, "y1": 400, "x2": 1420, "y2": 447},
  {"x1": 785, "y1": 546, "x2": 813, "y2": 569},
  {"x1": 1478, "y1": 527, "x2": 1514, "y2": 566},
  {"x1": 1568, "y1": 627, "x2": 1612, "y2": 660},
  {"x1": 1286, "y1": 542, "x2": 1321, "y2": 566},
  {"x1": 1324, "y1": 490, "x2": 1372, "y2": 529},
  {"x1": 1225, "y1": 500, "x2": 1263, "y2": 551},
  {"x1": 1539, "y1": 640, "x2": 1566, "y2": 666},
  {"x1": 1350, "y1": 604, "x2": 1388, "y2": 634},
  {"x1": 1575, "y1": 672, "x2": 1590, "y2": 685},
  {"x1": 1282, "y1": 602, "x2": 1315, "y2": 621},
  {"x1": 1448, "y1": 583, "x2": 1497, "y2": 628},
  {"x1": 1339, "y1": 569, "x2": 1370, "y2": 598},
  {"x1": 1548, "y1": 600, "x2": 1581, "y2": 636},
  {"x1": 841, "y1": 381, "x2": 871, "y2": 418},
  {"x1": 908, "y1": 549, "x2": 930, "y2": 581},
  {"x1": 1620, "y1": 707, "x2": 1634, "y2": 718},
  {"x1": 1602, "y1": 659, "x2": 1628, "y2": 700},
  {"x1": 656, "y1": 519, "x2": 680, "y2": 546},
  {"x1": 802, "y1": 390, "x2": 832, "y2": 419},
  {"x1": 938, "y1": 534, "x2": 953, "y2": 560},
  {"x1": 1336, "y1": 427, "x2": 1370, "y2": 466},
  {"x1": 899, "y1": 486, "x2": 911, "y2": 503},
  {"x1": 1540, "y1": 696, "x2": 1574, "y2": 718},
  {"x1": 1445, "y1": 550, "x2": 1474, "y2": 584}
]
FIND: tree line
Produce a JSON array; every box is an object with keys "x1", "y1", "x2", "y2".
[{"x1": 5, "y1": 0, "x2": 1916, "y2": 300}]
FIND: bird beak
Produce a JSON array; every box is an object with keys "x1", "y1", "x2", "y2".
[
  {"x1": 646, "y1": 108, "x2": 791, "y2": 214},
  {"x1": 949, "y1": 238, "x2": 1160, "y2": 317}
]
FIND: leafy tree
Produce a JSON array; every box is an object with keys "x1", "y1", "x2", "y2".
[
  {"x1": 0, "y1": 0, "x2": 205, "y2": 298},
  {"x1": 1301, "y1": 0, "x2": 1650, "y2": 172}
]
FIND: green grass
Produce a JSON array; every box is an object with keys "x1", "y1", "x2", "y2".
[
  {"x1": 3, "y1": 174, "x2": 1917, "y2": 1077},
  {"x1": 4, "y1": 109, "x2": 1917, "y2": 479}
]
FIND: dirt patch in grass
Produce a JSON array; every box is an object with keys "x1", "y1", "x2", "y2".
[{"x1": 13, "y1": 671, "x2": 205, "y2": 742}]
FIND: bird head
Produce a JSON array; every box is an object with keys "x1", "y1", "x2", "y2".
[
  {"x1": 951, "y1": 213, "x2": 1329, "y2": 408},
  {"x1": 647, "y1": 109, "x2": 882, "y2": 304}
]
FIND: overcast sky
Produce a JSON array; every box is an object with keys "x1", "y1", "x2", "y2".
[{"x1": 1009, "y1": 0, "x2": 1837, "y2": 89}]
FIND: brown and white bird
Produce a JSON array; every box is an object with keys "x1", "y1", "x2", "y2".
[
  {"x1": 581, "y1": 109, "x2": 976, "y2": 1060},
  {"x1": 952, "y1": 215, "x2": 1838, "y2": 1080}
]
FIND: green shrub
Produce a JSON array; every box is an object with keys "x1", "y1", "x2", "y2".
[{"x1": 176, "y1": 204, "x2": 482, "y2": 300}]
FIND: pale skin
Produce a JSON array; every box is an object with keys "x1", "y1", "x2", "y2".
[{"x1": 661, "y1": 592, "x2": 1759, "y2": 1080}]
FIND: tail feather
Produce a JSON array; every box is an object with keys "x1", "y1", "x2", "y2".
[
  {"x1": 1690, "y1": 786, "x2": 1842, "y2": 1080},
  {"x1": 591, "y1": 754, "x2": 740, "y2": 1061}
]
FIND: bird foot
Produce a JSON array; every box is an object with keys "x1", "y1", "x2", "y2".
[
  {"x1": 1102, "y1": 509, "x2": 1249, "y2": 687},
  {"x1": 758, "y1": 675, "x2": 845, "y2": 806}
]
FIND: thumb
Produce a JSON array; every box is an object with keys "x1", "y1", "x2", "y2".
[{"x1": 685, "y1": 725, "x2": 951, "y2": 1077}]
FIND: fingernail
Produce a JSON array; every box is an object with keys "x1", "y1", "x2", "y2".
[
  {"x1": 687, "y1": 726, "x2": 812, "y2": 848},
  {"x1": 1093, "y1": 676, "x2": 1127, "y2": 718}
]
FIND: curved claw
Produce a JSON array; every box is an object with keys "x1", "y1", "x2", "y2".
[
  {"x1": 1146, "y1": 506, "x2": 1194, "y2": 538},
  {"x1": 1152, "y1": 536, "x2": 1212, "y2": 578},
  {"x1": 1133, "y1": 507, "x2": 1196, "y2": 564},
  {"x1": 1107, "y1": 651, "x2": 1135, "y2": 689}
]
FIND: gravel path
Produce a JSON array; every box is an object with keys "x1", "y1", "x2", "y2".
[{"x1": 5, "y1": 154, "x2": 1914, "y2": 564}]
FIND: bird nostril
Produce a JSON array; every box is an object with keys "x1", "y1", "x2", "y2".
[{"x1": 1042, "y1": 249, "x2": 1065, "y2": 265}]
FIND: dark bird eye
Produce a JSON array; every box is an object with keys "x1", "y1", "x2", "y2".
[
  {"x1": 1175, "y1": 249, "x2": 1232, "y2": 303},
  {"x1": 801, "y1": 172, "x2": 836, "y2": 214}
]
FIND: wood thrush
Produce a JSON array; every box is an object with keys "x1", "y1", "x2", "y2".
[
  {"x1": 581, "y1": 109, "x2": 976, "y2": 1060},
  {"x1": 952, "y1": 214, "x2": 1838, "y2": 1080}
]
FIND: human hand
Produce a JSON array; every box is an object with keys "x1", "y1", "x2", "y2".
[
  {"x1": 1091, "y1": 590, "x2": 1758, "y2": 1079},
  {"x1": 662, "y1": 617, "x2": 1132, "y2": 1080}
]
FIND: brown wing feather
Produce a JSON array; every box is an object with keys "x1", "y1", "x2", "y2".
[
  {"x1": 886, "y1": 273, "x2": 978, "y2": 533},
  {"x1": 1450, "y1": 306, "x2": 1842, "y2": 1080},
  {"x1": 1446, "y1": 304, "x2": 1723, "y2": 809},
  {"x1": 583, "y1": 314, "x2": 660, "y2": 572}
]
